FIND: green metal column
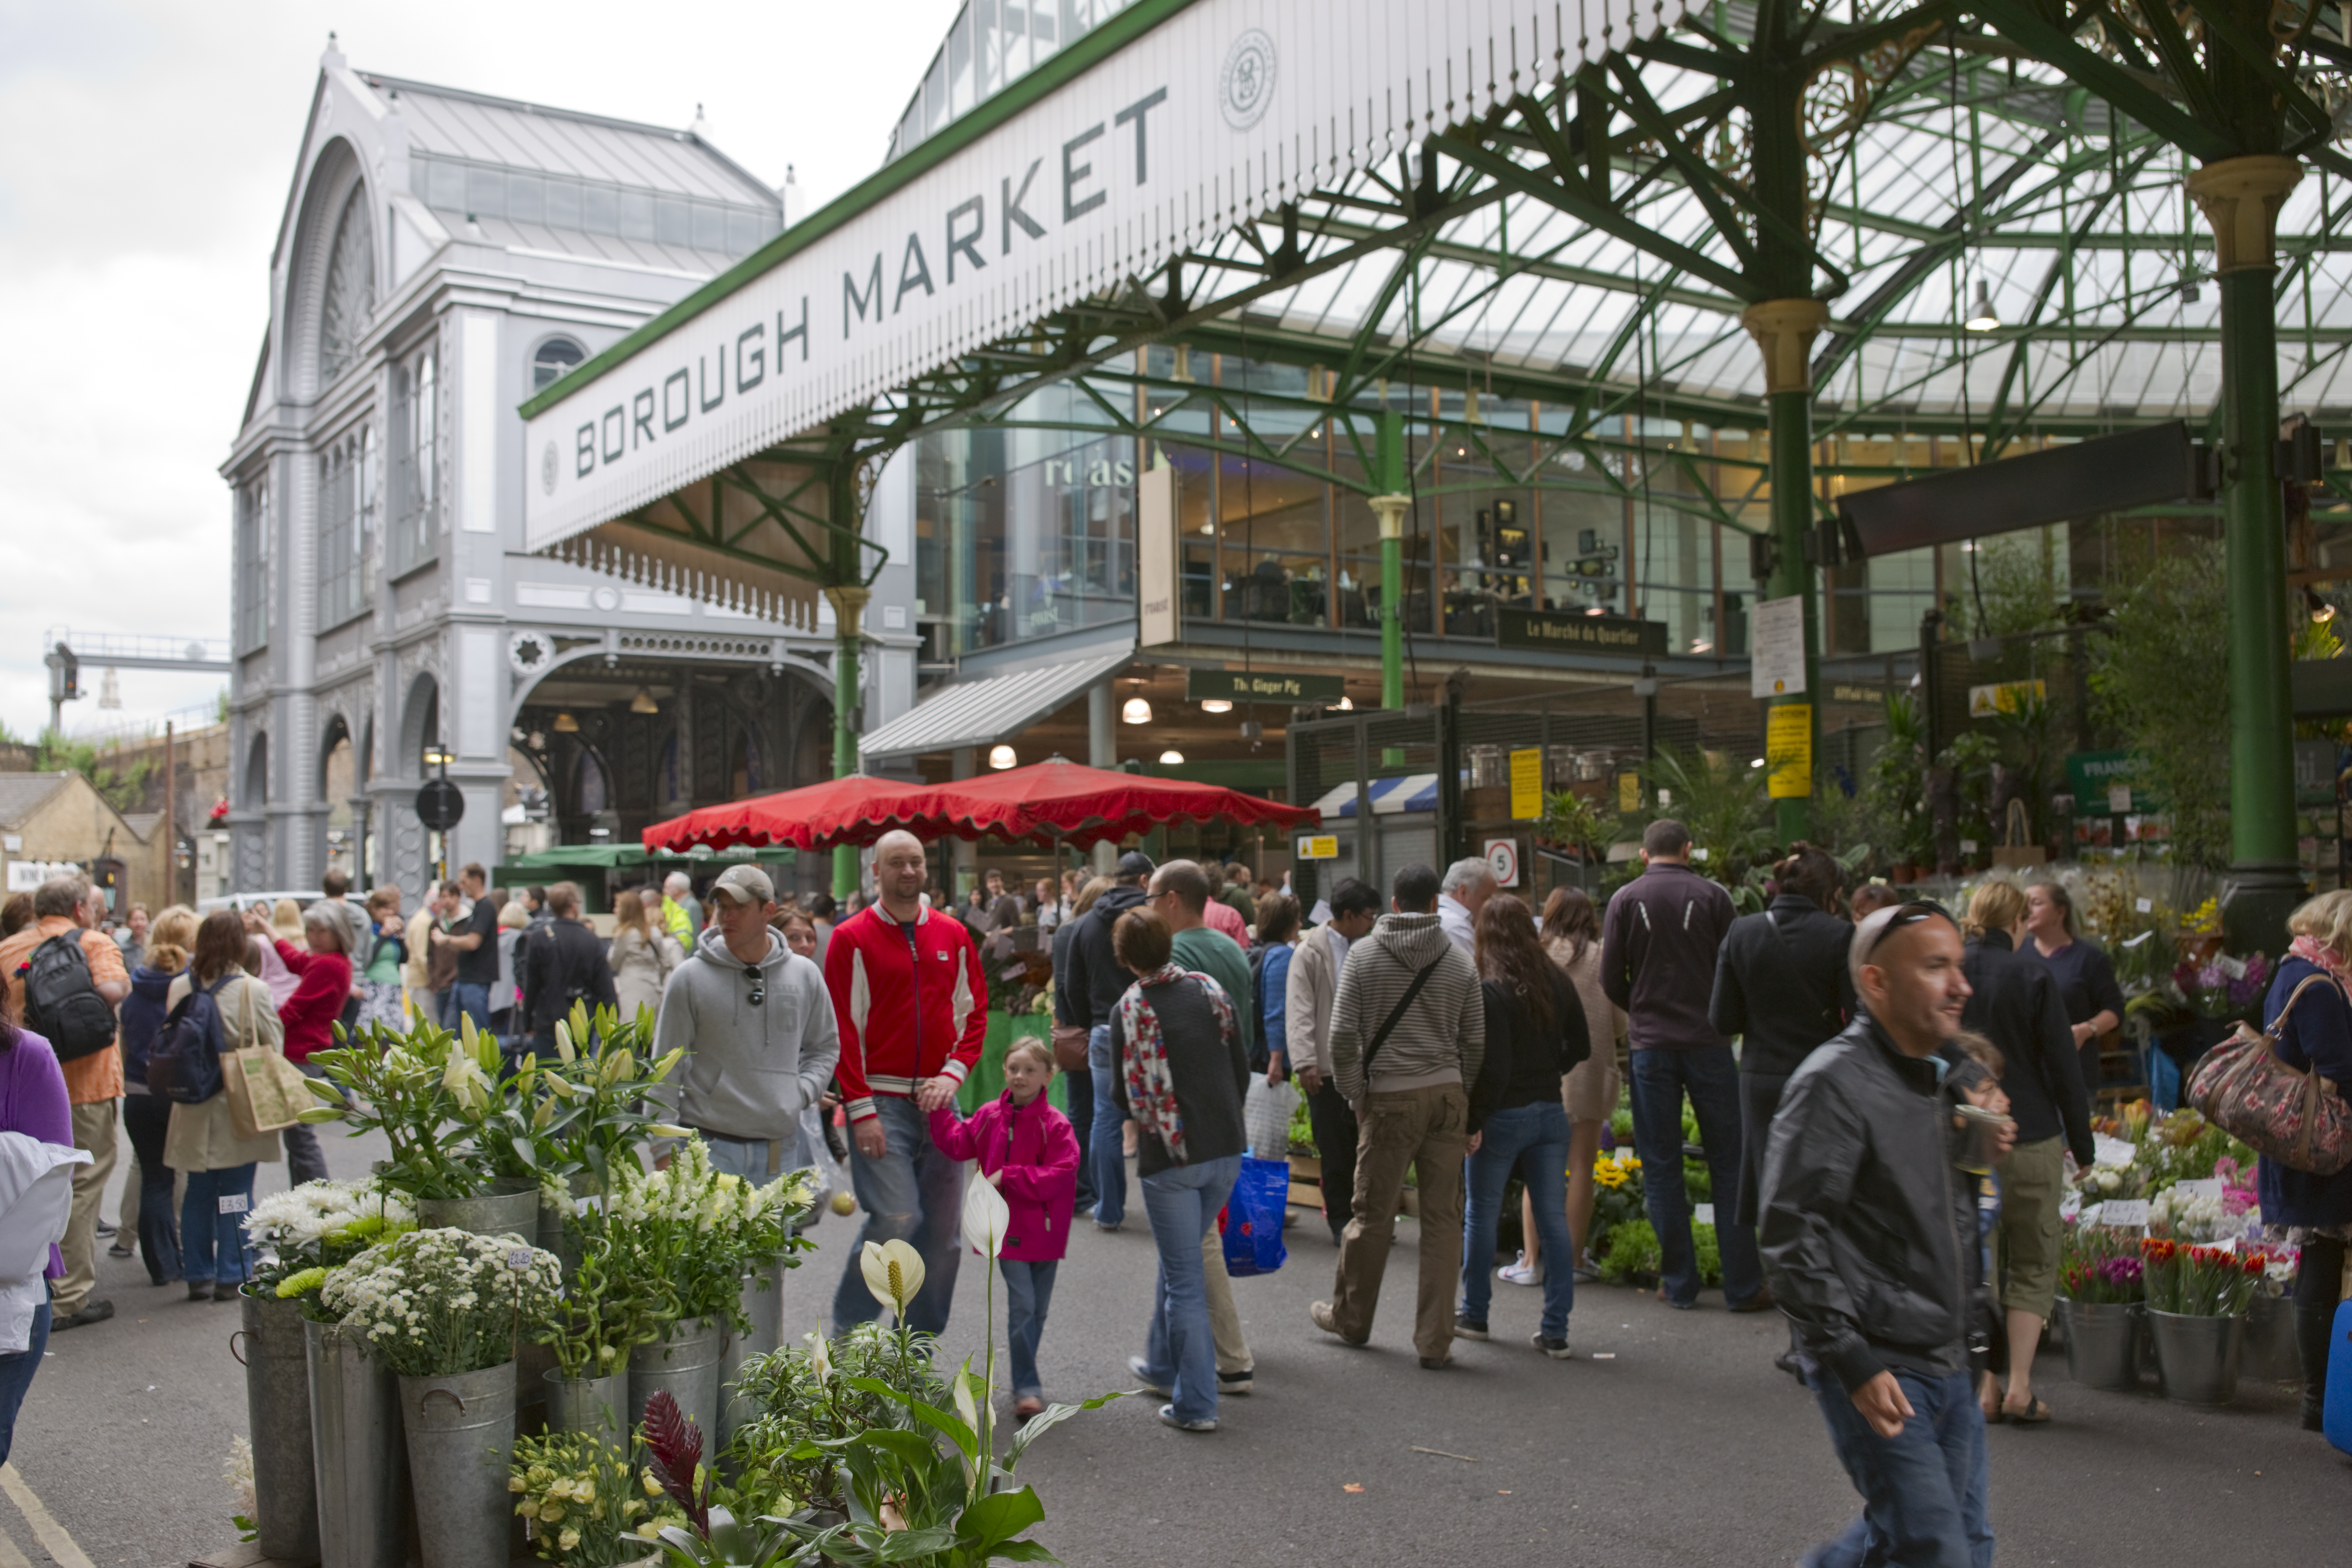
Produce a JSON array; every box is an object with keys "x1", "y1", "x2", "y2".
[
  {"x1": 1373, "y1": 410, "x2": 1407, "y2": 714},
  {"x1": 2191, "y1": 154, "x2": 2305, "y2": 947},
  {"x1": 1741, "y1": 301, "x2": 1829, "y2": 845},
  {"x1": 825, "y1": 461, "x2": 870, "y2": 901}
]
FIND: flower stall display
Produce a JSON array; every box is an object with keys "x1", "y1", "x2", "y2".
[
  {"x1": 2057, "y1": 1223, "x2": 2143, "y2": 1307},
  {"x1": 508, "y1": 1431, "x2": 649, "y2": 1568},
  {"x1": 244, "y1": 1178, "x2": 417, "y2": 1309},
  {"x1": 323, "y1": 1227, "x2": 564, "y2": 1379},
  {"x1": 2140, "y1": 1237, "x2": 2270, "y2": 1406}
]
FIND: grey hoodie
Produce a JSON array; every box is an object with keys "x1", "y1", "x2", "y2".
[
  {"x1": 1328, "y1": 910, "x2": 1484, "y2": 1105},
  {"x1": 649, "y1": 926, "x2": 840, "y2": 1143}
]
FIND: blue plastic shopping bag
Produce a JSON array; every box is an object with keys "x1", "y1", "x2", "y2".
[{"x1": 1220, "y1": 1154, "x2": 1290, "y2": 1277}]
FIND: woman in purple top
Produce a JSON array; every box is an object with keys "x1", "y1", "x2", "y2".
[
  {"x1": 2024, "y1": 881, "x2": 2124, "y2": 1092},
  {"x1": 0, "y1": 1008, "x2": 74, "y2": 1461}
]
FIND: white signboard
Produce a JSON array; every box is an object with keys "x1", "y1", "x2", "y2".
[
  {"x1": 522, "y1": 0, "x2": 1668, "y2": 550},
  {"x1": 1482, "y1": 837, "x2": 1520, "y2": 889},
  {"x1": 1750, "y1": 595, "x2": 1806, "y2": 697},
  {"x1": 5, "y1": 860, "x2": 80, "y2": 894}
]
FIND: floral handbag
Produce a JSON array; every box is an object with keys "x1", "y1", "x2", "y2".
[{"x1": 2186, "y1": 973, "x2": 2352, "y2": 1176}]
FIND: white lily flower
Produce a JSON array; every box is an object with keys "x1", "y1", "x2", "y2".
[
  {"x1": 961, "y1": 1172, "x2": 1010, "y2": 1260},
  {"x1": 859, "y1": 1239, "x2": 925, "y2": 1314}
]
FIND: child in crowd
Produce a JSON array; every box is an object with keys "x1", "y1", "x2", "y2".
[
  {"x1": 1952, "y1": 1030, "x2": 2011, "y2": 1398},
  {"x1": 927, "y1": 1037, "x2": 1080, "y2": 1417}
]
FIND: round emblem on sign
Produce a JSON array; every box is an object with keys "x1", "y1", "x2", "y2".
[
  {"x1": 508, "y1": 630, "x2": 552, "y2": 676},
  {"x1": 1219, "y1": 29, "x2": 1277, "y2": 131},
  {"x1": 541, "y1": 441, "x2": 558, "y2": 496}
]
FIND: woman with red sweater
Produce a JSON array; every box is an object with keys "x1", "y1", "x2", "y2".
[
  {"x1": 245, "y1": 904, "x2": 352, "y2": 1184},
  {"x1": 926, "y1": 1038, "x2": 1079, "y2": 1417}
]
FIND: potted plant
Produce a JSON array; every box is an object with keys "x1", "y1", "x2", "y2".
[
  {"x1": 245, "y1": 1181, "x2": 417, "y2": 1568},
  {"x1": 2054, "y1": 1223, "x2": 2144, "y2": 1391},
  {"x1": 323, "y1": 1228, "x2": 562, "y2": 1568},
  {"x1": 2140, "y1": 1237, "x2": 2266, "y2": 1405}
]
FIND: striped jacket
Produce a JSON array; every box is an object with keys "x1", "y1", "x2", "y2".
[
  {"x1": 822, "y1": 903, "x2": 988, "y2": 1123},
  {"x1": 1329, "y1": 911, "x2": 1484, "y2": 1108}
]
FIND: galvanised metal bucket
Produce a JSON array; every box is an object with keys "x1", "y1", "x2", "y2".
[
  {"x1": 720, "y1": 1266, "x2": 785, "y2": 1452},
  {"x1": 236, "y1": 1288, "x2": 319, "y2": 1563},
  {"x1": 2148, "y1": 1308, "x2": 2245, "y2": 1406},
  {"x1": 398, "y1": 1360, "x2": 518, "y2": 1568},
  {"x1": 2243, "y1": 1291, "x2": 2302, "y2": 1382},
  {"x1": 305, "y1": 1318, "x2": 413, "y2": 1568},
  {"x1": 416, "y1": 1180, "x2": 541, "y2": 1240},
  {"x1": 2057, "y1": 1298, "x2": 2142, "y2": 1392},
  {"x1": 543, "y1": 1369, "x2": 629, "y2": 1444},
  {"x1": 629, "y1": 1316, "x2": 724, "y2": 1442}
]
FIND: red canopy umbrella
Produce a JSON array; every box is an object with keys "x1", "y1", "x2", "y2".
[{"x1": 641, "y1": 756, "x2": 1317, "y2": 854}]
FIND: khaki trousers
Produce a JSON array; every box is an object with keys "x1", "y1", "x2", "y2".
[
  {"x1": 56, "y1": 1098, "x2": 120, "y2": 1317},
  {"x1": 1202, "y1": 1230, "x2": 1252, "y2": 1376},
  {"x1": 1330, "y1": 1083, "x2": 1468, "y2": 1359}
]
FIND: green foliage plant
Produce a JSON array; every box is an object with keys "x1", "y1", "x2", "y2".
[{"x1": 2086, "y1": 537, "x2": 2228, "y2": 866}]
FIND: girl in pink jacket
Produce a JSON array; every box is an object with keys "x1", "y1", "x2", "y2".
[{"x1": 927, "y1": 1037, "x2": 1080, "y2": 1416}]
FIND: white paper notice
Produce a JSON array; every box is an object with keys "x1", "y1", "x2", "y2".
[
  {"x1": 1750, "y1": 595, "x2": 1807, "y2": 697},
  {"x1": 2094, "y1": 1134, "x2": 2136, "y2": 1167},
  {"x1": 2174, "y1": 1178, "x2": 2224, "y2": 1201},
  {"x1": 1694, "y1": 1204, "x2": 1716, "y2": 1226},
  {"x1": 2102, "y1": 1199, "x2": 2151, "y2": 1227}
]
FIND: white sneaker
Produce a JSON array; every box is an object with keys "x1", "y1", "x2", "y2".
[{"x1": 1497, "y1": 1251, "x2": 1544, "y2": 1287}]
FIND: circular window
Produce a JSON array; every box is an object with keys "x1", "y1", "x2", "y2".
[{"x1": 532, "y1": 337, "x2": 586, "y2": 391}]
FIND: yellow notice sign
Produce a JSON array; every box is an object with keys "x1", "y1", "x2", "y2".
[
  {"x1": 1766, "y1": 704, "x2": 1813, "y2": 800},
  {"x1": 1617, "y1": 772, "x2": 1642, "y2": 813},
  {"x1": 1508, "y1": 748, "x2": 1544, "y2": 821},
  {"x1": 1299, "y1": 835, "x2": 1339, "y2": 861}
]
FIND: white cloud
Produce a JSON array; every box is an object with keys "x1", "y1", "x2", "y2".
[{"x1": 0, "y1": 0, "x2": 959, "y2": 742}]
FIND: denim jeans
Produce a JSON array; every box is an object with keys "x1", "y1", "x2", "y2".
[
  {"x1": 1628, "y1": 1045, "x2": 1764, "y2": 1307},
  {"x1": 181, "y1": 1163, "x2": 259, "y2": 1285},
  {"x1": 1137, "y1": 1154, "x2": 1240, "y2": 1425},
  {"x1": 0, "y1": 1302, "x2": 49, "y2": 1466},
  {"x1": 700, "y1": 1131, "x2": 797, "y2": 1189},
  {"x1": 1086, "y1": 1026, "x2": 1129, "y2": 1227},
  {"x1": 999, "y1": 1258, "x2": 1060, "y2": 1400},
  {"x1": 121, "y1": 1093, "x2": 181, "y2": 1284},
  {"x1": 1461, "y1": 1100, "x2": 1575, "y2": 1337},
  {"x1": 1063, "y1": 1066, "x2": 1096, "y2": 1213},
  {"x1": 1804, "y1": 1366, "x2": 1992, "y2": 1568},
  {"x1": 441, "y1": 981, "x2": 492, "y2": 1033},
  {"x1": 830, "y1": 1096, "x2": 966, "y2": 1337}
]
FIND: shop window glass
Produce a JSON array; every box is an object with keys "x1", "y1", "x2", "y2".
[
  {"x1": 390, "y1": 347, "x2": 437, "y2": 577},
  {"x1": 236, "y1": 478, "x2": 270, "y2": 652},
  {"x1": 532, "y1": 337, "x2": 585, "y2": 392},
  {"x1": 655, "y1": 198, "x2": 691, "y2": 247}
]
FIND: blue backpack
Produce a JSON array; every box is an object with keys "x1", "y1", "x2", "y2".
[{"x1": 147, "y1": 974, "x2": 233, "y2": 1104}]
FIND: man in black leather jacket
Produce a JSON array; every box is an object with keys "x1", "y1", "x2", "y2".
[{"x1": 1760, "y1": 903, "x2": 2010, "y2": 1568}]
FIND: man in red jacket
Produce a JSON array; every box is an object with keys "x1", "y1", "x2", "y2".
[{"x1": 825, "y1": 830, "x2": 989, "y2": 1335}]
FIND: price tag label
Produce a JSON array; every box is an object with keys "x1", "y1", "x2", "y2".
[
  {"x1": 2174, "y1": 1178, "x2": 2224, "y2": 1201},
  {"x1": 1613, "y1": 1146, "x2": 1635, "y2": 1167},
  {"x1": 2136, "y1": 898, "x2": 2154, "y2": 914},
  {"x1": 2215, "y1": 955, "x2": 2248, "y2": 980},
  {"x1": 2094, "y1": 1134, "x2": 2136, "y2": 1167},
  {"x1": 2107, "y1": 784, "x2": 2133, "y2": 814},
  {"x1": 2101, "y1": 1199, "x2": 2151, "y2": 1227},
  {"x1": 218, "y1": 1193, "x2": 250, "y2": 1216},
  {"x1": 1693, "y1": 1204, "x2": 1715, "y2": 1226},
  {"x1": 506, "y1": 1247, "x2": 536, "y2": 1271},
  {"x1": 1958, "y1": 839, "x2": 1979, "y2": 855},
  {"x1": 2075, "y1": 1200, "x2": 2100, "y2": 1228}
]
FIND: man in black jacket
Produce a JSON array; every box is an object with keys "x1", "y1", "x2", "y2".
[
  {"x1": 521, "y1": 882, "x2": 618, "y2": 1062},
  {"x1": 1761, "y1": 903, "x2": 2009, "y2": 1568},
  {"x1": 1960, "y1": 881, "x2": 2094, "y2": 1426},
  {"x1": 1056, "y1": 850, "x2": 1155, "y2": 1230},
  {"x1": 1600, "y1": 819, "x2": 1762, "y2": 1311}
]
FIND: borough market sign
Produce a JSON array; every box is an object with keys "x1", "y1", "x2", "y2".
[{"x1": 520, "y1": 0, "x2": 1671, "y2": 554}]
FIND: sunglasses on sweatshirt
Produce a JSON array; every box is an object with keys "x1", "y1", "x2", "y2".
[{"x1": 744, "y1": 965, "x2": 765, "y2": 1008}]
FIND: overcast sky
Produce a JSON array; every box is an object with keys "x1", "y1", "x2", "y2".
[{"x1": 0, "y1": 0, "x2": 959, "y2": 745}]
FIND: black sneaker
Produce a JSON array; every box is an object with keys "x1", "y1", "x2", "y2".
[
  {"x1": 1418, "y1": 1354, "x2": 1454, "y2": 1370},
  {"x1": 1531, "y1": 1332, "x2": 1572, "y2": 1360},
  {"x1": 52, "y1": 1300, "x2": 115, "y2": 1330},
  {"x1": 1218, "y1": 1367, "x2": 1254, "y2": 1396},
  {"x1": 1453, "y1": 1314, "x2": 1490, "y2": 1341}
]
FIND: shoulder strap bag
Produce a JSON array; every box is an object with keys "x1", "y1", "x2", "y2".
[
  {"x1": 223, "y1": 979, "x2": 313, "y2": 1140},
  {"x1": 1358, "y1": 955, "x2": 1448, "y2": 1082},
  {"x1": 2186, "y1": 972, "x2": 2352, "y2": 1175}
]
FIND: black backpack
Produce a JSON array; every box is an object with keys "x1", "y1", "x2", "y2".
[
  {"x1": 147, "y1": 974, "x2": 233, "y2": 1105},
  {"x1": 19, "y1": 933, "x2": 119, "y2": 1062}
]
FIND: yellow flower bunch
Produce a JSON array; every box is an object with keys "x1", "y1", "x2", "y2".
[
  {"x1": 2180, "y1": 897, "x2": 2223, "y2": 939},
  {"x1": 508, "y1": 1433, "x2": 638, "y2": 1567},
  {"x1": 1591, "y1": 1156, "x2": 1640, "y2": 1190}
]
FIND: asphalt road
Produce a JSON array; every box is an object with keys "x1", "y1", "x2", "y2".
[{"x1": 7, "y1": 1129, "x2": 2348, "y2": 1568}]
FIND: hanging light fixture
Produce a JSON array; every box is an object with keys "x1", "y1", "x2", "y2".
[
  {"x1": 2306, "y1": 587, "x2": 2336, "y2": 624},
  {"x1": 1201, "y1": 698, "x2": 1233, "y2": 714},
  {"x1": 1121, "y1": 683, "x2": 1153, "y2": 724},
  {"x1": 1963, "y1": 280, "x2": 1999, "y2": 333},
  {"x1": 1336, "y1": 695, "x2": 1354, "y2": 710},
  {"x1": 629, "y1": 686, "x2": 660, "y2": 714},
  {"x1": 1159, "y1": 749, "x2": 1186, "y2": 765},
  {"x1": 988, "y1": 744, "x2": 1018, "y2": 770},
  {"x1": 553, "y1": 712, "x2": 580, "y2": 733}
]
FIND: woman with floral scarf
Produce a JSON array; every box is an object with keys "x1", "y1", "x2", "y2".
[{"x1": 1107, "y1": 907, "x2": 1250, "y2": 1433}]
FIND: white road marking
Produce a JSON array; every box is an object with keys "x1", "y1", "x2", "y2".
[{"x1": 0, "y1": 1466, "x2": 95, "y2": 1568}]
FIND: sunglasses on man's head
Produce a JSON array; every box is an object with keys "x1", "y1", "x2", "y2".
[{"x1": 1861, "y1": 901, "x2": 1955, "y2": 962}]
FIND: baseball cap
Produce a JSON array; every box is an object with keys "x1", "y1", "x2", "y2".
[
  {"x1": 709, "y1": 864, "x2": 775, "y2": 906},
  {"x1": 1115, "y1": 850, "x2": 1157, "y2": 879}
]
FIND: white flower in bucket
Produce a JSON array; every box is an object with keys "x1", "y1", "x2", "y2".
[{"x1": 859, "y1": 1239, "x2": 925, "y2": 1319}]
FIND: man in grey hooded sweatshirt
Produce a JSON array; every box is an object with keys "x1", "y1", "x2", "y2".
[
  {"x1": 1309, "y1": 862, "x2": 1484, "y2": 1368},
  {"x1": 650, "y1": 864, "x2": 839, "y2": 1188}
]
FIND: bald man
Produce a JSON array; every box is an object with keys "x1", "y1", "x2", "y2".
[{"x1": 822, "y1": 830, "x2": 991, "y2": 1335}]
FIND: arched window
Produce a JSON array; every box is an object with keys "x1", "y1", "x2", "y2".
[
  {"x1": 318, "y1": 186, "x2": 376, "y2": 386},
  {"x1": 532, "y1": 337, "x2": 586, "y2": 391}
]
